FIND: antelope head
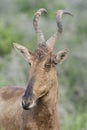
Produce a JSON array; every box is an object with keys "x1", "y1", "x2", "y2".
[{"x1": 13, "y1": 8, "x2": 72, "y2": 110}]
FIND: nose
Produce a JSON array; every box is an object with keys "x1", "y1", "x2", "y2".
[
  {"x1": 22, "y1": 96, "x2": 36, "y2": 110},
  {"x1": 22, "y1": 101, "x2": 30, "y2": 110},
  {"x1": 22, "y1": 96, "x2": 31, "y2": 110}
]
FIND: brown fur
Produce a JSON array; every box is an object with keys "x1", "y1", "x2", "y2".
[
  {"x1": 0, "y1": 66, "x2": 59, "y2": 130},
  {"x1": 0, "y1": 8, "x2": 71, "y2": 130},
  {"x1": 0, "y1": 50, "x2": 59, "y2": 130}
]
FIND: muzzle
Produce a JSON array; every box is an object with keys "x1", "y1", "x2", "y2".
[{"x1": 22, "y1": 96, "x2": 36, "y2": 110}]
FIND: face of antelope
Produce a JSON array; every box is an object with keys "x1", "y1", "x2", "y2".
[{"x1": 13, "y1": 8, "x2": 72, "y2": 110}]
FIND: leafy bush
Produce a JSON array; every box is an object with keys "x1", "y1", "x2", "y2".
[
  {"x1": 0, "y1": 24, "x2": 24, "y2": 56},
  {"x1": 60, "y1": 112, "x2": 87, "y2": 130}
]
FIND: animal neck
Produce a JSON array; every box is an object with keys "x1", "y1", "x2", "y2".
[
  {"x1": 36, "y1": 69, "x2": 59, "y2": 121},
  {"x1": 39, "y1": 81, "x2": 58, "y2": 113},
  {"x1": 41, "y1": 68, "x2": 58, "y2": 109},
  {"x1": 34, "y1": 81, "x2": 59, "y2": 130}
]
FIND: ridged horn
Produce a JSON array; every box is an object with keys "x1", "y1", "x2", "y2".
[
  {"x1": 33, "y1": 8, "x2": 47, "y2": 45},
  {"x1": 46, "y1": 10, "x2": 73, "y2": 50}
]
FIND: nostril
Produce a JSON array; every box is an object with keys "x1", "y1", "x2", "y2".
[
  {"x1": 22, "y1": 96, "x2": 30, "y2": 110},
  {"x1": 22, "y1": 100, "x2": 30, "y2": 110}
]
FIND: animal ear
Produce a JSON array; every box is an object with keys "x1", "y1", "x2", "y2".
[
  {"x1": 13, "y1": 43, "x2": 33, "y2": 62},
  {"x1": 54, "y1": 48, "x2": 69, "y2": 64}
]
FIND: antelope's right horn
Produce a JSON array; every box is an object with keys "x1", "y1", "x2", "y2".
[{"x1": 33, "y1": 8, "x2": 47, "y2": 45}]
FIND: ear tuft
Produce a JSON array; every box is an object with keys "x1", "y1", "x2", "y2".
[
  {"x1": 13, "y1": 42, "x2": 32, "y2": 62},
  {"x1": 13, "y1": 42, "x2": 19, "y2": 49},
  {"x1": 13, "y1": 43, "x2": 26, "y2": 52},
  {"x1": 60, "y1": 48, "x2": 69, "y2": 59},
  {"x1": 55, "y1": 48, "x2": 69, "y2": 64}
]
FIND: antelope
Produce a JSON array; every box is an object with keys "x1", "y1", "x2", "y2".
[{"x1": 0, "y1": 8, "x2": 72, "y2": 130}]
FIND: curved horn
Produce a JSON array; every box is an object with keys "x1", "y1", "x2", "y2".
[
  {"x1": 33, "y1": 8, "x2": 47, "y2": 45},
  {"x1": 46, "y1": 10, "x2": 73, "y2": 50}
]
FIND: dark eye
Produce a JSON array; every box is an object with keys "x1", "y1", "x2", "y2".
[
  {"x1": 28, "y1": 62, "x2": 31, "y2": 66},
  {"x1": 44, "y1": 64, "x2": 50, "y2": 68}
]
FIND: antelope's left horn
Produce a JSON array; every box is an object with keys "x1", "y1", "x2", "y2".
[{"x1": 46, "y1": 10, "x2": 73, "y2": 50}]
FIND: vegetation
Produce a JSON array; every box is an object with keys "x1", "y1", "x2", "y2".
[{"x1": 0, "y1": 0, "x2": 87, "y2": 129}]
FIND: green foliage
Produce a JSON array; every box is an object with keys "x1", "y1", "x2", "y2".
[
  {"x1": 71, "y1": 113, "x2": 87, "y2": 130},
  {"x1": 16, "y1": 0, "x2": 66, "y2": 18},
  {"x1": 60, "y1": 112, "x2": 87, "y2": 130},
  {"x1": 0, "y1": 24, "x2": 24, "y2": 55}
]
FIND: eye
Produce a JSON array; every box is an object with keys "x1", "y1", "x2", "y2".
[
  {"x1": 28, "y1": 61, "x2": 32, "y2": 66},
  {"x1": 44, "y1": 64, "x2": 51, "y2": 68},
  {"x1": 28, "y1": 62, "x2": 31, "y2": 66}
]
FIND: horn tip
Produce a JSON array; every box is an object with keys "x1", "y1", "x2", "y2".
[
  {"x1": 63, "y1": 10, "x2": 73, "y2": 16},
  {"x1": 38, "y1": 8, "x2": 47, "y2": 14},
  {"x1": 56, "y1": 9, "x2": 73, "y2": 17}
]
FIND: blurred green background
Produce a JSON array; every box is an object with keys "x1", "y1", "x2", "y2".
[{"x1": 0, "y1": 0, "x2": 87, "y2": 129}]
